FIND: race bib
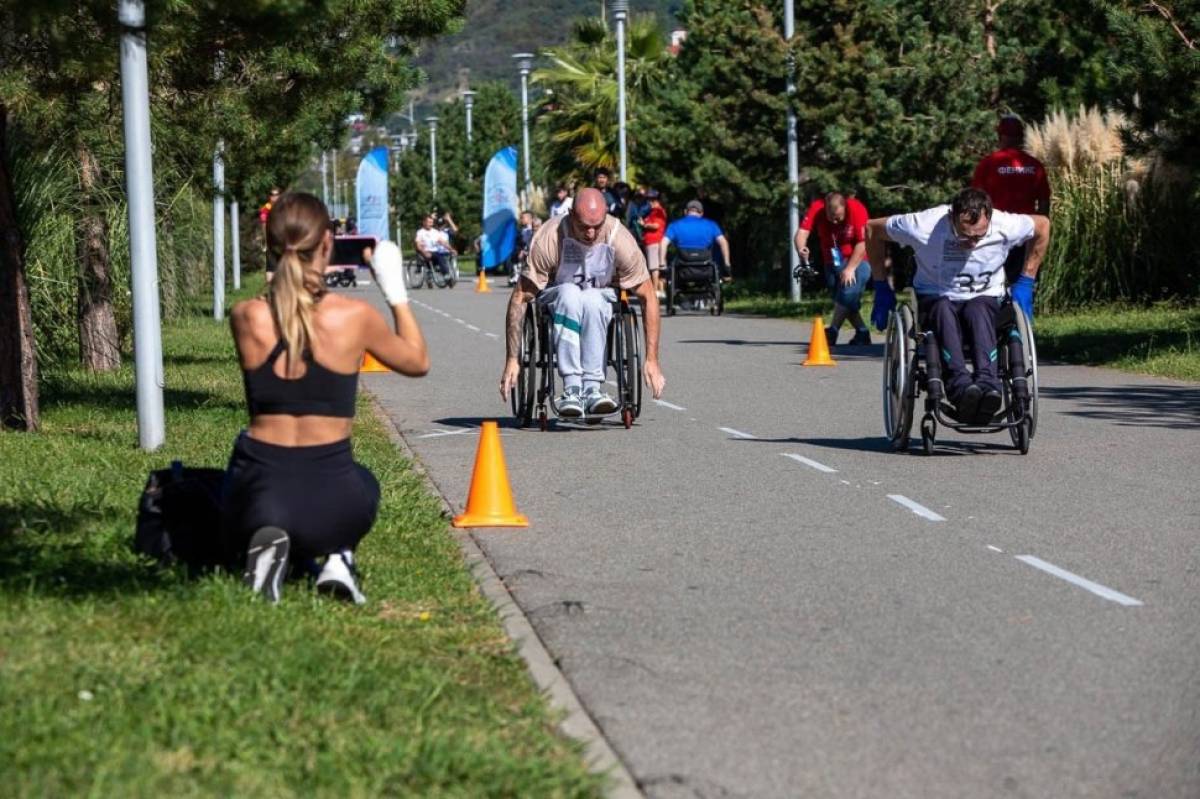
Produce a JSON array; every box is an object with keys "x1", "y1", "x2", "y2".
[{"x1": 556, "y1": 236, "x2": 615, "y2": 289}]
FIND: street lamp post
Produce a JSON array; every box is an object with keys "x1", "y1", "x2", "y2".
[
  {"x1": 118, "y1": 0, "x2": 165, "y2": 451},
  {"x1": 612, "y1": 0, "x2": 629, "y2": 182},
  {"x1": 513, "y1": 52, "x2": 534, "y2": 196},
  {"x1": 426, "y1": 116, "x2": 439, "y2": 200},
  {"x1": 784, "y1": 0, "x2": 801, "y2": 302},
  {"x1": 331, "y1": 149, "x2": 339, "y2": 218},
  {"x1": 230, "y1": 198, "x2": 241, "y2": 290},
  {"x1": 462, "y1": 89, "x2": 477, "y2": 180},
  {"x1": 321, "y1": 151, "x2": 329, "y2": 206},
  {"x1": 213, "y1": 140, "x2": 225, "y2": 321}
]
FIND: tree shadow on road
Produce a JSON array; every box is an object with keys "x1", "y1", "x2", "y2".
[{"x1": 1040, "y1": 384, "x2": 1200, "y2": 430}]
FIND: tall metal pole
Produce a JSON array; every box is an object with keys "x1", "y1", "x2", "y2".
[
  {"x1": 213, "y1": 140, "x2": 225, "y2": 320},
  {"x1": 321, "y1": 151, "x2": 329, "y2": 206},
  {"x1": 331, "y1": 150, "x2": 339, "y2": 218},
  {"x1": 612, "y1": 0, "x2": 629, "y2": 182},
  {"x1": 513, "y1": 53, "x2": 534, "y2": 196},
  {"x1": 785, "y1": 0, "x2": 801, "y2": 302},
  {"x1": 230, "y1": 199, "x2": 241, "y2": 290},
  {"x1": 462, "y1": 90, "x2": 476, "y2": 182},
  {"x1": 426, "y1": 116, "x2": 439, "y2": 200},
  {"x1": 118, "y1": 0, "x2": 165, "y2": 451}
]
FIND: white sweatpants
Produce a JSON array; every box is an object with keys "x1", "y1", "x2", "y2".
[{"x1": 539, "y1": 284, "x2": 615, "y2": 390}]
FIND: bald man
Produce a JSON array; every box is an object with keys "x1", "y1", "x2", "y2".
[{"x1": 501, "y1": 188, "x2": 666, "y2": 418}]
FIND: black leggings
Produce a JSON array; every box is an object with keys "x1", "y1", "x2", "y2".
[{"x1": 221, "y1": 432, "x2": 380, "y2": 561}]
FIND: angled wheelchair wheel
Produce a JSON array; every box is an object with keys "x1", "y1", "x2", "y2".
[
  {"x1": 623, "y1": 305, "x2": 643, "y2": 420},
  {"x1": 882, "y1": 305, "x2": 915, "y2": 451},
  {"x1": 666, "y1": 268, "x2": 677, "y2": 317},
  {"x1": 511, "y1": 305, "x2": 537, "y2": 426},
  {"x1": 921, "y1": 414, "x2": 937, "y2": 456},
  {"x1": 404, "y1": 260, "x2": 425, "y2": 290},
  {"x1": 1013, "y1": 305, "x2": 1039, "y2": 439},
  {"x1": 432, "y1": 265, "x2": 449, "y2": 289}
]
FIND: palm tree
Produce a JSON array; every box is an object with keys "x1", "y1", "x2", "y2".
[{"x1": 532, "y1": 14, "x2": 669, "y2": 184}]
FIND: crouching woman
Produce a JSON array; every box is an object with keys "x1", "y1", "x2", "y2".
[{"x1": 222, "y1": 192, "x2": 427, "y2": 604}]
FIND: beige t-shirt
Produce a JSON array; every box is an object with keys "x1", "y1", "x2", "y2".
[{"x1": 524, "y1": 214, "x2": 649, "y2": 291}]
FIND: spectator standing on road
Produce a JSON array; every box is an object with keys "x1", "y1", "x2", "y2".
[
  {"x1": 641, "y1": 190, "x2": 668, "y2": 299},
  {"x1": 549, "y1": 184, "x2": 573, "y2": 218},
  {"x1": 793, "y1": 192, "x2": 873, "y2": 346},
  {"x1": 661, "y1": 199, "x2": 732, "y2": 282},
  {"x1": 972, "y1": 115, "x2": 1051, "y2": 308}
]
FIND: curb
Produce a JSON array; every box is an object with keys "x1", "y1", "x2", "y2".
[{"x1": 371, "y1": 402, "x2": 644, "y2": 799}]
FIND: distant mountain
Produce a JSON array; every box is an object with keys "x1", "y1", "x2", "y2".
[{"x1": 410, "y1": 0, "x2": 679, "y2": 108}]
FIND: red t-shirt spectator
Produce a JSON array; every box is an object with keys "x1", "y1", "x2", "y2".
[
  {"x1": 641, "y1": 205, "x2": 667, "y2": 245},
  {"x1": 972, "y1": 148, "x2": 1050, "y2": 215},
  {"x1": 800, "y1": 197, "x2": 869, "y2": 260}
]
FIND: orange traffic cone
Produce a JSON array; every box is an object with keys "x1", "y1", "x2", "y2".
[
  {"x1": 802, "y1": 316, "x2": 837, "y2": 367},
  {"x1": 452, "y1": 421, "x2": 529, "y2": 528},
  {"x1": 360, "y1": 352, "x2": 390, "y2": 373},
  {"x1": 475, "y1": 270, "x2": 491, "y2": 293}
]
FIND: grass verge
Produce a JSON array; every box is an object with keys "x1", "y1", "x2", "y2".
[
  {"x1": 727, "y1": 289, "x2": 1199, "y2": 382},
  {"x1": 0, "y1": 278, "x2": 602, "y2": 798}
]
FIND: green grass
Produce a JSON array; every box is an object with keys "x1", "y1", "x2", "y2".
[
  {"x1": 0, "y1": 278, "x2": 603, "y2": 798},
  {"x1": 1035, "y1": 303, "x2": 1200, "y2": 382},
  {"x1": 727, "y1": 290, "x2": 1200, "y2": 382}
]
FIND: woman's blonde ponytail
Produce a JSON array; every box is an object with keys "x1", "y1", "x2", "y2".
[{"x1": 264, "y1": 193, "x2": 331, "y2": 374}]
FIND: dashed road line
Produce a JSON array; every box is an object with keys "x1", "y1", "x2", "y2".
[
  {"x1": 485, "y1": 332, "x2": 499, "y2": 339},
  {"x1": 415, "y1": 429, "x2": 475, "y2": 439},
  {"x1": 466, "y1": 324, "x2": 480, "y2": 332},
  {"x1": 1015, "y1": 555, "x2": 1143, "y2": 606},
  {"x1": 886, "y1": 494, "x2": 947, "y2": 522},
  {"x1": 987, "y1": 545, "x2": 1004, "y2": 553},
  {"x1": 719, "y1": 427, "x2": 756, "y2": 440},
  {"x1": 781, "y1": 453, "x2": 837, "y2": 473},
  {"x1": 654, "y1": 399, "x2": 686, "y2": 411}
]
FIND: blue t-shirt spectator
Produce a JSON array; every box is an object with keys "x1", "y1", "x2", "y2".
[{"x1": 664, "y1": 216, "x2": 723, "y2": 251}]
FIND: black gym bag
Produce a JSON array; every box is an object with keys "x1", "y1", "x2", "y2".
[{"x1": 134, "y1": 461, "x2": 230, "y2": 573}]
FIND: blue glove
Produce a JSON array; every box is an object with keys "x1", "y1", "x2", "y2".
[
  {"x1": 871, "y1": 282, "x2": 896, "y2": 331},
  {"x1": 1012, "y1": 275, "x2": 1036, "y2": 322}
]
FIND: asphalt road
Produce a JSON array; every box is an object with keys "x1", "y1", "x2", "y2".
[{"x1": 356, "y1": 276, "x2": 1200, "y2": 799}]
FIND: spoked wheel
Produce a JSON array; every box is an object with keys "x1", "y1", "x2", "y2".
[
  {"x1": 666, "y1": 269, "x2": 676, "y2": 317},
  {"x1": 511, "y1": 308, "x2": 537, "y2": 426},
  {"x1": 432, "y1": 265, "x2": 449, "y2": 289},
  {"x1": 1013, "y1": 304, "x2": 1039, "y2": 439},
  {"x1": 623, "y1": 306, "x2": 643, "y2": 421},
  {"x1": 882, "y1": 305, "x2": 915, "y2": 451},
  {"x1": 405, "y1": 260, "x2": 425, "y2": 290},
  {"x1": 921, "y1": 414, "x2": 937, "y2": 456},
  {"x1": 448, "y1": 257, "x2": 459, "y2": 288}
]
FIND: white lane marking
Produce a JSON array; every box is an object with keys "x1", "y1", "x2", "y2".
[
  {"x1": 1015, "y1": 555, "x2": 1143, "y2": 607},
  {"x1": 886, "y1": 494, "x2": 947, "y2": 522},
  {"x1": 781, "y1": 453, "x2": 837, "y2": 473},
  {"x1": 485, "y1": 332, "x2": 500, "y2": 339},
  {"x1": 358, "y1": 280, "x2": 372, "y2": 286},
  {"x1": 719, "y1": 427, "x2": 756, "y2": 440},
  {"x1": 987, "y1": 545, "x2": 1004, "y2": 553},
  {"x1": 654, "y1": 399, "x2": 686, "y2": 411},
  {"x1": 466, "y1": 324, "x2": 480, "y2": 332},
  {"x1": 416, "y1": 429, "x2": 474, "y2": 439},
  {"x1": 455, "y1": 318, "x2": 467, "y2": 325}
]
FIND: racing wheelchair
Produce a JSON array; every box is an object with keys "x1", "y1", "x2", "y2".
[
  {"x1": 510, "y1": 290, "x2": 644, "y2": 430},
  {"x1": 882, "y1": 290, "x2": 1039, "y2": 455},
  {"x1": 666, "y1": 248, "x2": 724, "y2": 316}
]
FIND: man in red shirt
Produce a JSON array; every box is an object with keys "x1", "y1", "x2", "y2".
[
  {"x1": 793, "y1": 192, "x2": 872, "y2": 345},
  {"x1": 972, "y1": 116, "x2": 1050, "y2": 286}
]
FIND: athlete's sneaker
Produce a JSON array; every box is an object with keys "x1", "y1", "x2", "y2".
[
  {"x1": 977, "y1": 388, "x2": 1003, "y2": 422},
  {"x1": 316, "y1": 550, "x2": 367, "y2": 605},
  {"x1": 556, "y1": 385, "x2": 584, "y2": 418},
  {"x1": 243, "y1": 526, "x2": 290, "y2": 604},
  {"x1": 583, "y1": 385, "x2": 618, "y2": 415},
  {"x1": 849, "y1": 328, "x2": 872, "y2": 346},
  {"x1": 954, "y1": 383, "x2": 983, "y2": 424},
  {"x1": 824, "y1": 325, "x2": 839, "y2": 346}
]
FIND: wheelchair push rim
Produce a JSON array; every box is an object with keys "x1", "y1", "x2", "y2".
[{"x1": 881, "y1": 305, "x2": 915, "y2": 450}]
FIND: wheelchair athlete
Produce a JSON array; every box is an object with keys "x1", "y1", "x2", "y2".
[
  {"x1": 866, "y1": 187, "x2": 1050, "y2": 423},
  {"x1": 500, "y1": 188, "x2": 666, "y2": 417}
]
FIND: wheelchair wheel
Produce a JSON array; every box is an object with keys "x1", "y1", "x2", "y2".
[
  {"x1": 921, "y1": 414, "x2": 937, "y2": 456},
  {"x1": 622, "y1": 306, "x2": 643, "y2": 420},
  {"x1": 882, "y1": 305, "x2": 915, "y2": 450},
  {"x1": 710, "y1": 280, "x2": 723, "y2": 316},
  {"x1": 432, "y1": 265, "x2": 449, "y2": 289},
  {"x1": 665, "y1": 268, "x2": 677, "y2": 317},
  {"x1": 446, "y1": 257, "x2": 458, "y2": 288},
  {"x1": 511, "y1": 306, "x2": 537, "y2": 426},
  {"x1": 404, "y1": 260, "x2": 425, "y2": 290},
  {"x1": 1014, "y1": 304, "x2": 1039, "y2": 439},
  {"x1": 1015, "y1": 416, "x2": 1031, "y2": 455}
]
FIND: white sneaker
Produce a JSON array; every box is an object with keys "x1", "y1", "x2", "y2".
[
  {"x1": 316, "y1": 550, "x2": 367, "y2": 605},
  {"x1": 243, "y1": 526, "x2": 290, "y2": 604},
  {"x1": 583, "y1": 385, "x2": 617, "y2": 415},
  {"x1": 556, "y1": 385, "x2": 584, "y2": 418}
]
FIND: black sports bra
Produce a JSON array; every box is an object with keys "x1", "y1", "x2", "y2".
[{"x1": 243, "y1": 341, "x2": 358, "y2": 418}]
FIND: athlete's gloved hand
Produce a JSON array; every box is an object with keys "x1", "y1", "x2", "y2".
[
  {"x1": 1012, "y1": 275, "x2": 1036, "y2": 322},
  {"x1": 871, "y1": 281, "x2": 896, "y2": 331},
  {"x1": 372, "y1": 240, "x2": 408, "y2": 306}
]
